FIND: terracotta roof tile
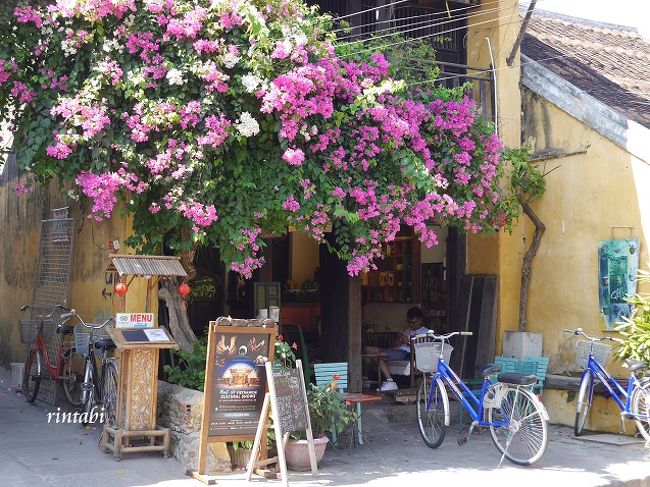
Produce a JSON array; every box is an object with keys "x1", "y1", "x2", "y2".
[{"x1": 522, "y1": 12, "x2": 650, "y2": 128}]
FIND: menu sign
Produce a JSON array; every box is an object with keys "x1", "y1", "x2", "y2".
[
  {"x1": 272, "y1": 367, "x2": 308, "y2": 435},
  {"x1": 206, "y1": 326, "x2": 275, "y2": 438}
]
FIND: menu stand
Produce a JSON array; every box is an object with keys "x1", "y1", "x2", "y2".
[{"x1": 100, "y1": 327, "x2": 178, "y2": 461}]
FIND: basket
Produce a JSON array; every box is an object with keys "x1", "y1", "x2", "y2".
[
  {"x1": 576, "y1": 340, "x2": 612, "y2": 369},
  {"x1": 19, "y1": 319, "x2": 55, "y2": 344},
  {"x1": 74, "y1": 327, "x2": 91, "y2": 357},
  {"x1": 10, "y1": 362, "x2": 24, "y2": 389},
  {"x1": 414, "y1": 340, "x2": 453, "y2": 373}
]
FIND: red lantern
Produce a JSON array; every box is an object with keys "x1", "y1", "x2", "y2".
[
  {"x1": 115, "y1": 282, "x2": 128, "y2": 296},
  {"x1": 178, "y1": 282, "x2": 191, "y2": 299}
]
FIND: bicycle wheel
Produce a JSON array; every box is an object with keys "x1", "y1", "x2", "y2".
[
  {"x1": 416, "y1": 374, "x2": 449, "y2": 448},
  {"x1": 574, "y1": 370, "x2": 594, "y2": 436},
  {"x1": 631, "y1": 379, "x2": 650, "y2": 442},
  {"x1": 79, "y1": 360, "x2": 95, "y2": 423},
  {"x1": 23, "y1": 349, "x2": 42, "y2": 403},
  {"x1": 488, "y1": 386, "x2": 548, "y2": 466},
  {"x1": 62, "y1": 349, "x2": 82, "y2": 407},
  {"x1": 101, "y1": 361, "x2": 119, "y2": 428}
]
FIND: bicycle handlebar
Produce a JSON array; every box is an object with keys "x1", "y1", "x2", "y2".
[
  {"x1": 411, "y1": 330, "x2": 473, "y2": 341},
  {"x1": 20, "y1": 304, "x2": 69, "y2": 319},
  {"x1": 563, "y1": 328, "x2": 623, "y2": 343},
  {"x1": 60, "y1": 309, "x2": 114, "y2": 329}
]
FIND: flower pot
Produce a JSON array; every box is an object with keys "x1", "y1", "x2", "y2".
[
  {"x1": 227, "y1": 445, "x2": 253, "y2": 470},
  {"x1": 285, "y1": 436, "x2": 329, "y2": 472}
]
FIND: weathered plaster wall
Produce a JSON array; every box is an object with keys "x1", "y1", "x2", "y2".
[
  {"x1": 0, "y1": 157, "x2": 147, "y2": 365},
  {"x1": 465, "y1": 0, "x2": 525, "y2": 354},
  {"x1": 521, "y1": 87, "x2": 650, "y2": 432}
]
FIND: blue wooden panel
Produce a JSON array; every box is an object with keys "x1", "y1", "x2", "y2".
[{"x1": 314, "y1": 362, "x2": 348, "y2": 392}]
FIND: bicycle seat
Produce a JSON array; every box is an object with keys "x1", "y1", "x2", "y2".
[
  {"x1": 57, "y1": 325, "x2": 75, "y2": 335},
  {"x1": 625, "y1": 359, "x2": 648, "y2": 373},
  {"x1": 498, "y1": 373, "x2": 537, "y2": 386},
  {"x1": 94, "y1": 338, "x2": 116, "y2": 350},
  {"x1": 481, "y1": 364, "x2": 501, "y2": 377}
]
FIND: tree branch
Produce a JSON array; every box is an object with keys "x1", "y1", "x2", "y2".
[{"x1": 518, "y1": 190, "x2": 546, "y2": 332}]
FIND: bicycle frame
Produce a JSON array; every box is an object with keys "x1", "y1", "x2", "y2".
[
  {"x1": 430, "y1": 358, "x2": 509, "y2": 428},
  {"x1": 30, "y1": 324, "x2": 69, "y2": 380},
  {"x1": 584, "y1": 355, "x2": 650, "y2": 420}
]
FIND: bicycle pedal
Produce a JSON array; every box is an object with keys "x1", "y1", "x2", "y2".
[{"x1": 457, "y1": 433, "x2": 468, "y2": 446}]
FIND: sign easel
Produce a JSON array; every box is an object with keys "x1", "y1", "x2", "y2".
[
  {"x1": 246, "y1": 360, "x2": 317, "y2": 487},
  {"x1": 189, "y1": 318, "x2": 276, "y2": 484}
]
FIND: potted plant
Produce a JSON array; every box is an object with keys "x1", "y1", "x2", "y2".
[
  {"x1": 227, "y1": 441, "x2": 254, "y2": 470},
  {"x1": 284, "y1": 380, "x2": 357, "y2": 471}
]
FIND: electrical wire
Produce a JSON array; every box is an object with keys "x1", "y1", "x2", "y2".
[
  {"x1": 332, "y1": 0, "x2": 411, "y2": 21},
  {"x1": 331, "y1": 0, "x2": 507, "y2": 34},
  {"x1": 339, "y1": 9, "x2": 535, "y2": 58},
  {"x1": 334, "y1": 3, "x2": 508, "y2": 44}
]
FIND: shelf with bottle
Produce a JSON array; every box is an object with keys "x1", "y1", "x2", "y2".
[{"x1": 362, "y1": 235, "x2": 420, "y2": 304}]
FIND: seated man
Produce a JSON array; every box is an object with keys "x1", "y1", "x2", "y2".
[{"x1": 364, "y1": 307, "x2": 430, "y2": 392}]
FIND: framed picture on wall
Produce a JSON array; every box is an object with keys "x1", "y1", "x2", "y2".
[{"x1": 598, "y1": 239, "x2": 639, "y2": 330}]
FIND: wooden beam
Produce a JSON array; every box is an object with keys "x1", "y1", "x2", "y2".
[{"x1": 348, "y1": 276, "x2": 362, "y2": 393}]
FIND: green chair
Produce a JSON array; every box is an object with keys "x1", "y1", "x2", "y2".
[
  {"x1": 522, "y1": 356, "x2": 550, "y2": 395},
  {"x1": 314, "y1": 362, "x2": 349, "y2": 445}
]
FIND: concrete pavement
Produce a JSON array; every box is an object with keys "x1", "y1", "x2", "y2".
[{"x1": 2, "y1": 368, "x2": 650, "y2": 487}]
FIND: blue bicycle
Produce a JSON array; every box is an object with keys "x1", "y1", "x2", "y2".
[
  {"x1": 414, "y1": 331, "x2": 549, "y2": 465},
  {"x1": 566, "y1": 328, "x2": 650, "y2": 439}
]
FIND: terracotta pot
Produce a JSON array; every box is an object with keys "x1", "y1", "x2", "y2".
[
  {"x1": 285, "y1": 436, "x2": 329, "y2": 472},
  {"x1": 227, "y1": 445, "x2": 253, "y2": 470}
]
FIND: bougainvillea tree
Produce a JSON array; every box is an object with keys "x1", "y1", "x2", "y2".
[{"x1": 0, "y1": 0, "x2": 515, "y2": 279}]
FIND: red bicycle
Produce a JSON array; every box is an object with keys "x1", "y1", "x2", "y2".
[{"x1": 21, "y1": 304, "x2": 81, "y2": 405}]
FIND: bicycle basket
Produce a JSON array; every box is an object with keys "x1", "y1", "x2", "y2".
[
  {"x1": 576, "y1": 340, "x2": 612, "y2": 369},
  {"x1": 19, "y1": 319, "x2": 55, "y2": 344},
  {"x1": 74, "y1": 327, "x2": 90, "y2": 357},
  {"x1": 414, "y1": 340, "x2": 453, "y2": 373}
]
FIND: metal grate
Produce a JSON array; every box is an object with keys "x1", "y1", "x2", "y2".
[
  {"x1": 29, "y1": 213, "x2": 74, "y2": 406},
  {"x1": 33, "y1": 218, "x2": 75, "y2": 308}
]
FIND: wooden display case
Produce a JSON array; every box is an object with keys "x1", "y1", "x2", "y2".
[{"x1": 361, "y1": 235, "x2": 421, "y2": 304}]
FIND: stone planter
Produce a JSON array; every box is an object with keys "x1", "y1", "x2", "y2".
[
  {"x1": 227, "y1": 445, "x2": 253, "y2": 470},
  {"x1": 285, "y1": 436, "x2": 329, "y2": 471},
  {"x1": 157, "y1": 381, "x2": 231, "y2": 473},
  {"x1": 503, "y1": 331, "x2": 543, "y2": 361}
]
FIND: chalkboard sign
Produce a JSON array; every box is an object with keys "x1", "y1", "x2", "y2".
[{"x1": 272, "y1": 367, "x2": 308, "y2": 435}]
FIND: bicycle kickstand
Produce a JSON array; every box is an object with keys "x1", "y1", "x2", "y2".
[
  {"x1": 458, "y1": 421, "x2": 477, "y2": 446},
  {"x1": 619, "y1": 411, "x2": 628, "y2": 435}
]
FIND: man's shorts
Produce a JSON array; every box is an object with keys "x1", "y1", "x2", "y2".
[{"x1": 385, "y1": 349, "x2": 409, "y2": 361}]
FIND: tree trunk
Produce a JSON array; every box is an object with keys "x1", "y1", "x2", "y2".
[
  {"x1": 179, "y1": 227, "x2": 198, "y2": 281},
  {"x1": 159, "y1": 280, "x2": 197, "y2": 352},
  {"x1": 518, "y1": 192, "x2": 546, "y2": 332}
]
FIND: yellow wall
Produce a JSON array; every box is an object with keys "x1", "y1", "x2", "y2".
[
  {"x1": 289, "y1": 231, "x2": 319, "y2": 287},
  {"x1": 466, "y1": 0, "x2": 525, "y2": 353},
  {"x1": 521, "y1": 89, "x2": 650, "y2": 371},
  {"x1": 521, "y1": 88, "x2": 650, "y2": 431},
  {"x1": 0, "y1": 169, "x2": 148, "y2": 365}
]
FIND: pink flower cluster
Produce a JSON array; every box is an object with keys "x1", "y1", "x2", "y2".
[
  {"x1": 179, "y1": 199, "x2": 218, "y2": 232},
  {"x1": 14, "y1": 6, "x2": 42, "y2": 28},
  {"x1": 76, "y1": 170, "x2": 143, "y2": 219},
  {"x1": 282, "y1": 147, "x2": 305, "y2": 166},
  {"x1": 55, "y1": 0, "x2": 136, "y2": 20}
]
